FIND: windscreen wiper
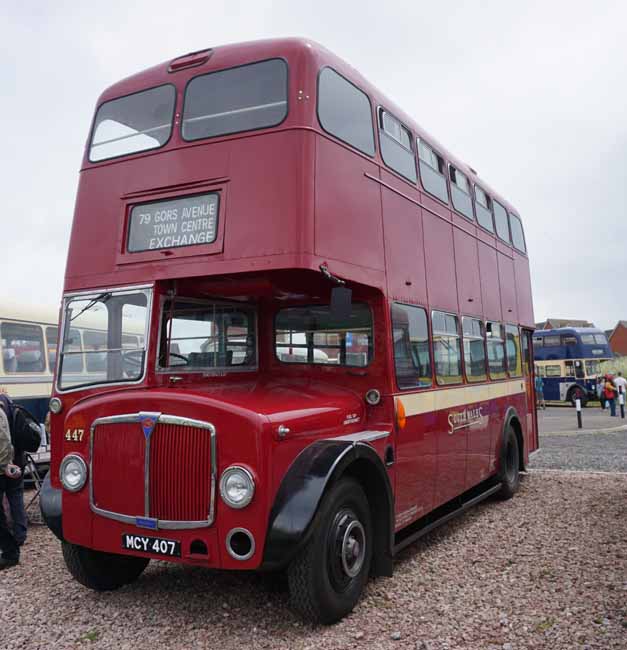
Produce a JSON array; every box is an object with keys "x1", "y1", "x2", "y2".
[{"x1": 70, "y1": 292, "x2": 112, "y2": 322}]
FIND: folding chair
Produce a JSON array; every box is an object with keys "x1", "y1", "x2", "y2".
[{"x1": 24, "y1": 453, "x2": 45, "y2": 525}]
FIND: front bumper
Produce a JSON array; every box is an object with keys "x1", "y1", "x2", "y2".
[{"x1": 40, "y1": 474, "x2": 64, "y2": 541}]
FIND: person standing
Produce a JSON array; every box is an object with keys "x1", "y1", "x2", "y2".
[
  {"x1": 597, "y1": 375, "x2": 606, "y2": 409},
  {"x1": 604, "y1": 375, "x2": 617, "y2": 417},
  {"x1": 534, "y1": 370, "x2": 546, "y2": 410},
  {"x1": 614, "y1": 371, "x2": 627, "y2": 407},
  {"x1": 0, "y1": 398, "x2": 22, "y2": 570},
  {"x1": 0, "y1": 395, "x2": 28, "y2": 546}
]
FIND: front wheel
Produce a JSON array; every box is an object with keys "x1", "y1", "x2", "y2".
[
  {"x1": 568, "y1": 386, "x2": 588, "y2": 408},
  {"x1": 288, "y1": 477, "x2": 372, "y2": 624},
  {"x1": 62, "y1": 542, "x2": 149, "y2": 591},
  {"x1": 496, "y1": 425, "x2": 520, "y2": 500}
]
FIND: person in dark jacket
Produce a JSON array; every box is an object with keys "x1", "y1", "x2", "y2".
[
  {"x1": 0, "y1": 394, "x2": 28, "y2": 546},
  {"x1": 0, "y1": 398, "x2": 22, "y2": 569}
]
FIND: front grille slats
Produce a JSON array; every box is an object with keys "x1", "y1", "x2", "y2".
[{"x1": 91, "y1": 415, "x2": 214, "y2": 525}]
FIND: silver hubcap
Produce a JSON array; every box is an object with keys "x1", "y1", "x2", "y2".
[{"x1": 341, "y1": 519, "x2": 366, "y2": 578}]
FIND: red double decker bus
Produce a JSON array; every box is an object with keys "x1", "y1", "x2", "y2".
[{"x1": 41, "y1": 38, "x2": 537, "y2": 623}]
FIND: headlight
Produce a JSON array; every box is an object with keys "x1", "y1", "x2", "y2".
[
  {"x1": 59, "y1": 454, "x2": 88, "y2": 492},
  {"x1": 49, "y1": 397, "x2": 63, "y2": 414},
  {"x1": 220, "y1": 466, "x2": 255, "y2": 509}
]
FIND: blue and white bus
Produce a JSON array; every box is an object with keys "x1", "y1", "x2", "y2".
[{"x1": 533, "y1": 327, "x2": 613, "y2": 406}]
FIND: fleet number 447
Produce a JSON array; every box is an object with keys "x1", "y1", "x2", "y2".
[{"x1": 65, "y1": 428, "x2": 84, "y2": 442}]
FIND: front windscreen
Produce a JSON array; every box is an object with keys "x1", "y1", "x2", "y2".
[
  {"x1": 182, "y1": 59, "x2": 288, "y2": 141},
  {"x1": 89, "y1": 85, "x2": 176, "y2": 162},
  {"x1": 58, "y1": 288, "x2": 151, "y2": 390},
  {"x1": 158, "y1": 299, "x2": 257, "y2": 370}
]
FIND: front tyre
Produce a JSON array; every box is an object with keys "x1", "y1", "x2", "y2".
[
  {"x1": 568, "y1": 386, "x2": 588, "y2": 408},
  {"x1": 62, "y1": 542, "x2": 149, "y2": 591},
  {"x1": 496, "y1": 425, "x2": 521, "y2": 500},
  {"x1": 288, "y1": 477, "x2": 372, "y2": 624}
]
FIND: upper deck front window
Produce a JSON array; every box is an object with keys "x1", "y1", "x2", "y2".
[
  {"x1": 58, "y1": 287, "x2": 151, "y2": 390},
  {"x1": 89, "y1": 85, "x2": 176, "y2": 162},
  {"x1": 182, "y1": 59, "x2": 288, "y2": 141},
  {"x1": 158, "y1": 299, "x2": 257, "y2": 371}
]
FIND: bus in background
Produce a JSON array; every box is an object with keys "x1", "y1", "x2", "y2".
[
  {"x1": 42, "y1": 38, "x2": 537, "y2": 623},
  {"x1": 533, "y1": 327, "x2": 612, "y2": 406},
  {"x1": 0, "y1": 305, "x2": 56, "y2": 468}
]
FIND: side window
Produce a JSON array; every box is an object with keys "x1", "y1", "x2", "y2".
[
  {"x1": 532, "y1": 335, "x2": 543, "y2": 347},
  {"x1": 509, "y1": 212, "x2": 526, "y2": 253},
  {"x1": 317, "y1": 67, "x2": 375, "y2": 156},
  {"x1": 544, "y1": 335, "x2": 560, "y2": 347},
  {"x1": 462, "y1": 317, "x2": 487, "y2": 382},
  {"x1": 417, "y1": 140, "x2": 448, "y2": 203},
  {"x1": 378, "y1": 109, "x2": 417, "y2": 182},
  {"x1": 391, "y1": 303, "x2": 432, "y2": 390},
  {"x1": 493, "y1": 200, "x2": 511, "y2": 243},
  {"x1": 505, "y1": 324, "x2": 522, "y2": 377},
  {"x1": 432, "y1": 311, "x2": 462, "y2": 385},
  {"x1": 545, "y1": 365, "x2": 562, "y2": 377},
  {"x1": 1, "y1": 322, "x2": 46, "y2": 373},
  {"x1": 474, "y1": 185, "x2": 494, "y2": 232},
  {"x1": 449, "y1": 166, "x2": 473, "y2": 220},
  {"x1": 486, "y1": 321, "x2": 507, "y2": 379}
]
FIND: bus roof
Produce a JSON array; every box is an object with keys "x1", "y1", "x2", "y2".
[
  {"x1": 0, "y1": 303, "x2": 59, "y2": 327},
  {"x1": 533, "y1": 327, "x2": 607, "y2": 336}
]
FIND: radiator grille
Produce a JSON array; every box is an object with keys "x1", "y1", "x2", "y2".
[
  {"x1": 90, "y1": 414, "x2": 215, "y2": 526},
  {"x1": 149, "y1": 422, "x2": 212, "y2": 521}
]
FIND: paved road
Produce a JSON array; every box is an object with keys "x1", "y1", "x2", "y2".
[{"x1": 530, "y1": 406, "x2": 627, "y2": 472}]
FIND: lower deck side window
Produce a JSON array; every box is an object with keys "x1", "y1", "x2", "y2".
[
  {"x1": 462, "y1": 317, "x2": 487, "y2": 382},
  {"x1": 275, "y1": 303, "x2": 373, "y2": 367},
  {"x1": 432, "y1": 311, "x2": 462, "y2": 385},
  {"x1": 486, "y1": 321, "x2": 507, "y2": 379},
  {"x1": 392, "y1": 303, "x2": 432, "y2": 389}
]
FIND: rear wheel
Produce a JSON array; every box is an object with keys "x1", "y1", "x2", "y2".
[
  {"x1": 568, "y1": 386, "x2": 588, "y2": 408},
  {"x1": 287, "y1": 477, "x2": 372, "y2": 624},
  {"x1": 62, "y1": 542, "x2": 149, "y2": 591},
  {"x1": 497, "y1": 425, "x2": 520, "y2": 500}
]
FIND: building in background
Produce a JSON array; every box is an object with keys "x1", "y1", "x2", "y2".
[
  {"x1": 608, "y1": 321, "x2": 627, "y2": 357},
  {"x1": 535, "y1": 318, "x2": 595, "y2": 330}
]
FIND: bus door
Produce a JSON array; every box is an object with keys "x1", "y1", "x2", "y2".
[{"x1": 521, "y1": 330, "x2": 538, "y2": 452}]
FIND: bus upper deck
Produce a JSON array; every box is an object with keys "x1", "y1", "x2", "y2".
[{"x1": 67, "y1": 37, "x2": 532, "y2": 330}]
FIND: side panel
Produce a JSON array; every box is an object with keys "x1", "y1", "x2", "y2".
[
  {"x1": 454, "y1": 229, "x2": 483, "y2": 316},
  {"x1": 497, "y1": 253, "x2": 518, "y2": 322},
  {"x1": 478, "y1": 242, "x2": 501, "y2": 321},
  {"x1": 382, "y1": 187, "x2": 428, "y2": 305},
  {"x1": 514, "y1": 254, "x2": 534, "y2": 326},
  {"x1": 315, "y1": 137, "x2": 384, "y2": 271},
  {"x1": 423, "y1": 213, "x2": 459, "y2": 313}
]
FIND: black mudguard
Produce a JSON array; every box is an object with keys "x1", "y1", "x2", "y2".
[
  {"x1": 262, "y1": 439, "x2": 394, "y2": 574},
  {"x1": 40, "y1": 473, "x2": 64, "y2": 541}
]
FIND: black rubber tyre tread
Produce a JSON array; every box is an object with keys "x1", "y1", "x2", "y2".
[
  {"x1": 496, "y1": 425, "x2": 521, "y2": 500},
  {"x1": 62, "y1": 542, "x2": 149, "y2": 591},
  {"x1": 287, "y1": 477, "x2": 372, "y2": 624}
]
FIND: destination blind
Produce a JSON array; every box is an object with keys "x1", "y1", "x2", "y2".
[{"x1": 127, "y1": 193, "x2": 219, "y2": 252}]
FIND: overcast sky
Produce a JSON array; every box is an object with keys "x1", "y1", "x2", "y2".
[{"x1": 2, "y1": 0, "x2": 626, "y2": 329}]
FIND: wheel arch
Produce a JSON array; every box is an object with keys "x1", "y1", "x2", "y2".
[
  {"x1": 262, "y1": 438, "x2": 394, "y2": 576},
  {"x1": 503, "y1": 406, "x2": 525, "y2": 471}
]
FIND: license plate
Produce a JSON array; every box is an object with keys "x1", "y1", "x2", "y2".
[{"x1": 122, "y1": 534, "x2": 181, "y2": 557}]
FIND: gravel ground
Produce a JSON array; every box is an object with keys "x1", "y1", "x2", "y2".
[
  {"x1": 3, "y1": 472, "x2": 626, "y2": 650},
  {"x1": 529, "y1": 430, "x2": 627, "y2": 472}
]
